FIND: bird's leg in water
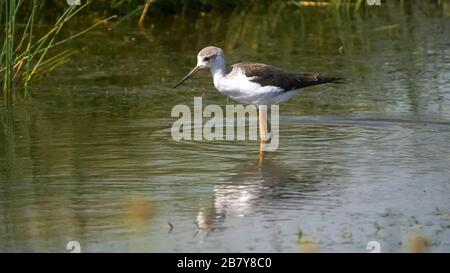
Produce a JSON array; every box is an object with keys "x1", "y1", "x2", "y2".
[
  {"x1": 258, "y1": 107, "x2": 271, "y2": 143},
  {"x1": 259, "y1": 142, "x2": 265, "y2": 163},
  {"x1": 259, "y1": 108, "x2": 271, "y2": 163}
]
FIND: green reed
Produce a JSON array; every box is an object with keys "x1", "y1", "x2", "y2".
[
  {"x1": 0, "y1": 0, "x2": 116, "y2": 104},
  {"x1": 1, "y1": 0, "x2": 16, "y2": 105}
]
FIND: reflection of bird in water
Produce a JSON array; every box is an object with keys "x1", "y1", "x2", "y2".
[{"x1": 194, "y1": 157, "x2": 319, "y2": 240}]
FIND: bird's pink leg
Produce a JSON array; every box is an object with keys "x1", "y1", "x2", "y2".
[{"x1": 259, "y1": 108, "x2": 271, "y2": 162}]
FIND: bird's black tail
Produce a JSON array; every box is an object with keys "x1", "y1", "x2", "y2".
[
  {"x1": 292, "y1": 73, "x2": 345, "y2": 90},
  {"x1": 317, "y1": 76, "x2": 345, "y2": 84}
]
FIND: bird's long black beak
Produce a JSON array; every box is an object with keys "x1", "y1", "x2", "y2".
[{"x1": 174, "y1": 66, "x2": 202, "y2": 88}]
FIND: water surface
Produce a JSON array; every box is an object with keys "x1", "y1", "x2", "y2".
[{"x1": 1, "y1": 2, "x2": 450, "y2": 252}]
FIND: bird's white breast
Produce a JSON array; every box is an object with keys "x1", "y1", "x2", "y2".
[{"x1": 213, "y1": 69, "x2": 285, "y2": 105}]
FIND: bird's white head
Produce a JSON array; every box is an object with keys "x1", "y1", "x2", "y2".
[
  {"x1": 174, "y1": 46, "x2": 225, "y2": 88},
  {"x1": 196, "y1": 46, "x2": 224, "y2": 69}
]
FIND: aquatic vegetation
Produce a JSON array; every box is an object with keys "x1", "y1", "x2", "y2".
[
  {"x1": 408, "y1": 233, "x2": 429, "y2": 253},
  {"x1": 30, "y1": 0, "x2": 450, "y2": 18},
  {"x1": 0, "y1": 0, "x2": 115, "y2": 103},
  {"x1": 296, "y1": 227, "x2": 320, "y2": 252},
  {"x1": 127, "y1": 198, "x2": 155, "y2": 225}
]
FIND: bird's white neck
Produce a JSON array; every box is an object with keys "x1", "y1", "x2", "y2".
[{"x1": 209, "y1": 58, "x2": 226, "y2": 86}]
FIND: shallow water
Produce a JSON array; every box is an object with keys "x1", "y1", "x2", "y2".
[{"x1": 1, "y1": 2, "x2": 450, "y2": 252}]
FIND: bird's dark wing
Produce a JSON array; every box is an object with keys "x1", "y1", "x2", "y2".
[{"x1": 232, "y1": 63, "x2": 342, "y2": 91}]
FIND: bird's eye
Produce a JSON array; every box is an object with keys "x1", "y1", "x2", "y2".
[{"x1": 203, "y1": 56, "x2": 212, "y2": 62}]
